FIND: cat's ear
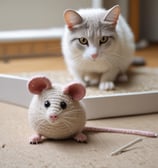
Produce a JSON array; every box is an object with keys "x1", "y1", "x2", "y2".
[
  {"x1": 64, "y1": 9, "x2": 83, "y2": 30},
  {"x1": 103, "y1": 5, "x2": 120, "y2": 25}
]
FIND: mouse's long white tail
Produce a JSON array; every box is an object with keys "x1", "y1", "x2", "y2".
[{"x1": 84, "y1": 126, "x2": 157, "y2": 138}]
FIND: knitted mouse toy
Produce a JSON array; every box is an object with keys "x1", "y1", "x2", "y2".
[{"x1": 27, "y1": 76, "x2": 157, "y2": 144}]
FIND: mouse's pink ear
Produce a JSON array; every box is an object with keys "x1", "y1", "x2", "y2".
[
  {"x1": 63, "y1": 83, "x2": 86, "y2": 101},
  {"x1": 28, "y1": 76, "x2": 52, "y2": 95}
]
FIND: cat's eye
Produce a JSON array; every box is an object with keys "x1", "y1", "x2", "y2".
[
  {"x1": 44, "y1": 100, "x2": 51, "y2": 108},
  {"x1": 79, "y1": 37, "x2": 88, "y2": 45},
  {"x1": 100, "y1": 36, "x2": 109, "y2": 45},
  {"x1": 60, "y1": 101, "x2": 67, "y2": 110}
]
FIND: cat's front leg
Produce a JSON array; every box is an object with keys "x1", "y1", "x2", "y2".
[
  {"x1": 84, "y1": 73, "x2": 100, "y2": 86},
  {"x1": 69, "y1": 69, "x2": 86, "y2": 85},
  {"x1": 99, "y1": 70, "x2": 118, "y2": 90},
  {"x1": 71, "y1": 69, "x2": 100, "y2": 87}
]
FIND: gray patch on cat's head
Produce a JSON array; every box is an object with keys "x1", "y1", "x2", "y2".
[{"x1": 70, "y1": 9, "x2": 117, "y2": 38}]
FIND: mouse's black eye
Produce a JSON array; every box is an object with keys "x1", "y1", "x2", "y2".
[
  {"x1": 60, "y1": 101, "x2": 67, "y2": 110},
  {"x1": 44, "y1": 100, "x2": 51, "y2": 108}
]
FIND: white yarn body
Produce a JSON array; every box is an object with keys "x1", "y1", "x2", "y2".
[{"x1": 28, "y1": 85, "x2": 86, "y2": 139}]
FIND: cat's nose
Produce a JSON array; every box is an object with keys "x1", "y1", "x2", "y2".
[{"x1": 91, "y1": 54, "x2": 98, "y2": 59}]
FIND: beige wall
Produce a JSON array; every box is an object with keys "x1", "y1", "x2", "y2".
[
  {"x1": 104, "y1": 0, "x2": 129, "y2": 20},
  {"x1": 0, "y1": 0, "x2": 91, "y2": 30}
]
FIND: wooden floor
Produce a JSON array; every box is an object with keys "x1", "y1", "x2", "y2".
[{"x1": 0, "y1": 42, "x2": 157, "y2": 74}]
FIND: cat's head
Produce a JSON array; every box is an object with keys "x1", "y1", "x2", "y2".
[{"x1": 63, "y1": 5, "x2": 120, "y2": 61}]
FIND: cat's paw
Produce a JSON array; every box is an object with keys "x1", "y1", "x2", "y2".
[
  {"x1": 29, "y1": 134, "x2": 43, "y2": 144},
  {"x1": 84, "y1": 74, "x2": 99, "y2": 86},
  {"x1": 99, "y1": 81, "x2": 115, "y2": 90}
]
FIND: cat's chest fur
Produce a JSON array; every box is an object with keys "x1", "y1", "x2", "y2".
[{"x1": 67, "y1": 56, "x2": 111, "y2": 73}]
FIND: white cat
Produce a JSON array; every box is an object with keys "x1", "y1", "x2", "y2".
[{"x1": 62, "y1": 5, "x2": 135, "y2": 90}]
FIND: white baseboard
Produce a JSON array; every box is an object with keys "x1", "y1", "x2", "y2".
[
  {"x1": 0, "y1": 28, "x2": 64, "y2": 42},
  {"x1": 1, "y1": 75, "x2": 158, "y2": 120}
]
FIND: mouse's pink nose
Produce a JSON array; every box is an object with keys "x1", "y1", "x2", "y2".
[{"x1": 50, "y1": 115, "x2": 58, "y2": 122}]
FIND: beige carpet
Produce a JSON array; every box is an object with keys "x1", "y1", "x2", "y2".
[
  {"x1": 18, "y1": 67, "x2": 158, "y2": 96},
  {"x1": 0, "y1": 67, "x2": 158, "y2": 168}
]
